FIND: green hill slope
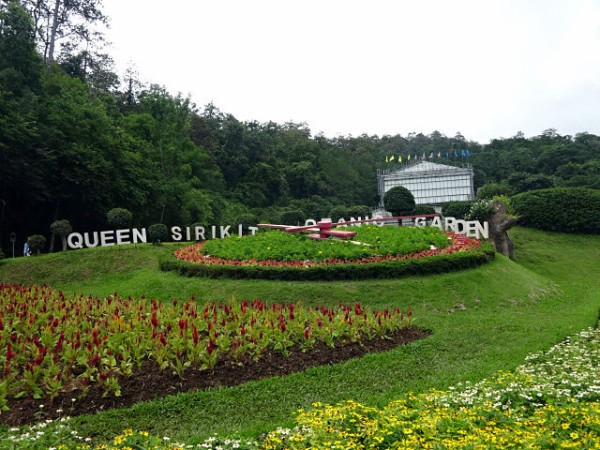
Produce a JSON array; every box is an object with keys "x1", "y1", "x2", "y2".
[{"x1": 0, "y1": 227, "x2": 598, "y2": 442}]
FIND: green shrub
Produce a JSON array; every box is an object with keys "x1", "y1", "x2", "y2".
[
  {"x1": 235, "y1": 213, "x2": 258, "y2": 229},
  {"x1": 512, "y1": 187, "x2": 600, "y2": 234},
  {"x1": 492, "y1": 195, "x2": 516, "y2": 216},
  {"x1": 0, "y1": 247, "x2": 4, "y2": 260},
  {"x1": 465, "y1": 200, "x2": 496, "y2": 222},
  {"x1": 280, "y1": 209, "x2": 306, "y2": 226},
  {"x1": 383, "y1": 186, "x2": 416, "y2": 216},
  {"x1": 412, "y1": 205, "x2": 436, "y2": 215},
  {"x1": 27, "y1": 235, "x2": 46, "y2": 255},
  {"x1": 107, "y1": 208, "x2": 133, "y2": 229},
  {"x1": 477, "y1": 182, "x2": 513, "y2": 199},
  {"x1": 348, "y1": 205, "x2": 372, "y2": 218},
  {"x1": 329, "y1": 206, "x2": 349, "y2": 222},
  {"x1": 147, "y1": 223, "x2": 169, "y2": 244},
  {"x1": 442, "y1": 201, "x2": 474, "y2": 219},
  {"x1": 509, "y1": 173, "x2": 558, "y2": 194},
  {"x1": 50, "y1": 219, "x2": 73, "y2": 251}
]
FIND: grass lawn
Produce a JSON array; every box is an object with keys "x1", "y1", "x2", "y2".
[{"x1": 0, "y1": 227, "x2": 598, "y2": 443}]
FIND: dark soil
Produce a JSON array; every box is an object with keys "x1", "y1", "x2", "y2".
[{"x1": 2, "y1": 327, "x2": 430, "y2": 426}]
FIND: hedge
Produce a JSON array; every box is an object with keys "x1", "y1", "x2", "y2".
[
  {"x1": 160, "y1": 244, "x2": 495, "y2": 281},
  {"x1": 512, "y1": 187, "x2": 600, "y2": 234},
  {"x1": 441, "y1": 201, "x2": 474, "y2": 219}
]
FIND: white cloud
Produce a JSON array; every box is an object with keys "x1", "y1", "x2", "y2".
[{"x1": 102, "y1": 0, "x2": 600, "y2": 143}]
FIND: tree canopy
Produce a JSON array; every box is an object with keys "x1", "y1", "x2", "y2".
[{"x1": 1, "y1": 2, "x2": 599, "y2": 251}]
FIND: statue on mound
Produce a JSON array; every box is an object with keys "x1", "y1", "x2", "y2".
[{"x1": 488, "y1": 201, "x2": 518, "y2": 260}]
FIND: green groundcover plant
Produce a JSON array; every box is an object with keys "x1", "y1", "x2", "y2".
[
  {"x1": 199, "y1": 226, "x2": 452, "y2": 262},
  {"x1": 2, "y1": 327, "x2": 598, "y2": 449}
]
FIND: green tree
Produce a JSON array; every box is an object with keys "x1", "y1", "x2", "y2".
[
  {"x1": 147, "y1": 223, "x2": 169, "y2": 244},
  {"x1": 477, "y1": 182, "x2": 513, "y2": 199},
  {"x1": 236, "y1": 213, "x2": 258, "y2": 229},
  {"x1": 383, "y1": 187, "x2": 415, "y2": 216},
  {"x1": 49, "y1": 219, "x2": 72, "y2": 251},
  {"x1": 412, "y1": 205, "x2": 436, "y2": 215},
  {"x1": 348, "y1": 205, "x2": 372, "y2": 218},
  {"x1": 280, "y1": 209, "x2": 306, "y2": 226},
  {"x1": 27, "y1": 234, "x2": 46, "y2": 254},
  {"x1": 0, "y1": 2, "x2": 47, "y2": 247},
  {"x1": 20, "y1": 0, "x2": 107, "y2": 63},
  {"x1": 107, "y1": 208, "x2": 133, "y2": 229},
  {"x1": 329, "y1": 206, "x2": 349, "y2": 222},
  {"x1": 442, "y1": 201, "x2": 474, "y2": 219}
]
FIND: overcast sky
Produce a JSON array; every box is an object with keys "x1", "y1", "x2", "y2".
[{"x1": 102, "y1": 0, "x2": 600, "y2": 144}]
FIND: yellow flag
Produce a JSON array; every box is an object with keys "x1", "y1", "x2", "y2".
[
  {"x1": 389, "y1": 155, "x2": 395, "y2": 162},
  {"x1": 385, "y1": 155, "x2": 389, "y2": 163},
  {"x1": 408, "y1": 154, "x2": 411, "y2": 161},
  {"x1": 399, "y1": 155, "x2": 402, "y2": 163}
]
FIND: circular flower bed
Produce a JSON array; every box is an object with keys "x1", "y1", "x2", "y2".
[{"x1": 163, "y1": 227, "x2": 494, "y2": 280}]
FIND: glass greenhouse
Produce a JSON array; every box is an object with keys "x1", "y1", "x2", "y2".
[{"x1": 377, "y1": 161, "x2": 474, "y2": 207}]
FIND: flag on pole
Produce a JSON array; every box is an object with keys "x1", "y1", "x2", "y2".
[
  {"x1": 437, "y1": 151, "x2": 441, "y2": 158},
  {"x1": 429, "y1": 152, "x2": 434, "y2": 159},
  {"x1": 453, "y1": 150, "x2": 458, "y2": 158},
  {"x1": 399, "y1": 155, "x2": 402, "y2": 163},
  {"x1": 407, "y1": 154, "x2": 411, "y2": 161},
  {"x1": 390, "y1": 155, "x2": 395, "y2": 162},
  {"x1": 386, "y1": 155, "x2": 389, "y2": 163},
  {"x1": 461, "y1": 149, "x2": 466, "y2": 157},
  {"x1": 445, "y1": 150, "x2": 449, "y2": 158}
]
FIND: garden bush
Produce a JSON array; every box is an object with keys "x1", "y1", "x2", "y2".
[
  {"x1": 147, "y1": 223, "x2": 169, "y2": 244},
  {"x1": 411, "y1": 204, "x2": 436, "y2": 215},
  {"x1": 442, "y1": 201, "x2": 474, "y2": 219},
  {"x1": 107, "y1": 208, "x2": 133, "y2": 229},
  {"x1": 512, "y1": 187, "x2": 600, "y2": 234},
  {"x1": 280, "y1": 209, "x2": 306, "y2": 226},
  {"x1": 476, "y1": 182, "x2": 513, "y2": 199},
  {"x1": 328, "y1": 206, "x2": 349, "y2": 221},
  {"x1": 465, "y1": 200, "x2": 496, "y2": 222},
  {"x1": 508, "y1": 173, "x2": 558, "y2": 194},
  {"x1": 235, "y1": 213, "x2": 258, "y2": 228},
  {"x1": 383, "y1": 186, "x2": 415, "y2": 216},
  {"x1": 348, "y1": 205, "x2": 372, "y2": 218},
  {"x1": 50, "y1": 219, "x2": 73, "y2": 251},
  {"x1": 27, "y1": 234, "x2": 46, "y2": 255}
]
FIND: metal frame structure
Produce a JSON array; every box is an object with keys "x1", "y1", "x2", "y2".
[{"x1": 377, "y1": 161, "x2": 475, "y2": 207}]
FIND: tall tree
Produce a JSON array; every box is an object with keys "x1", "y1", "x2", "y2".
[
  {"x1": 0, "y1": 1, "x2": 47, "y2": 244},
  {"x1": 19, "y1": 0, "x2": 106, "y2": 63}
]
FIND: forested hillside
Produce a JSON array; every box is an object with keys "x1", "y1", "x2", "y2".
[{"x1": 1, "y1": 1, "x2": 599, "y2": 252}]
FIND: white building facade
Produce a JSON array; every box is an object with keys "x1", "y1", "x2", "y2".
[{"x1": 377, "y1": 161, "x2": 475, "y2": 207}]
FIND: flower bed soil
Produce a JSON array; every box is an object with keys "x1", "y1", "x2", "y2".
[{"x1": 1, "y1": 327, "x2": 430, "y2": 426}]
